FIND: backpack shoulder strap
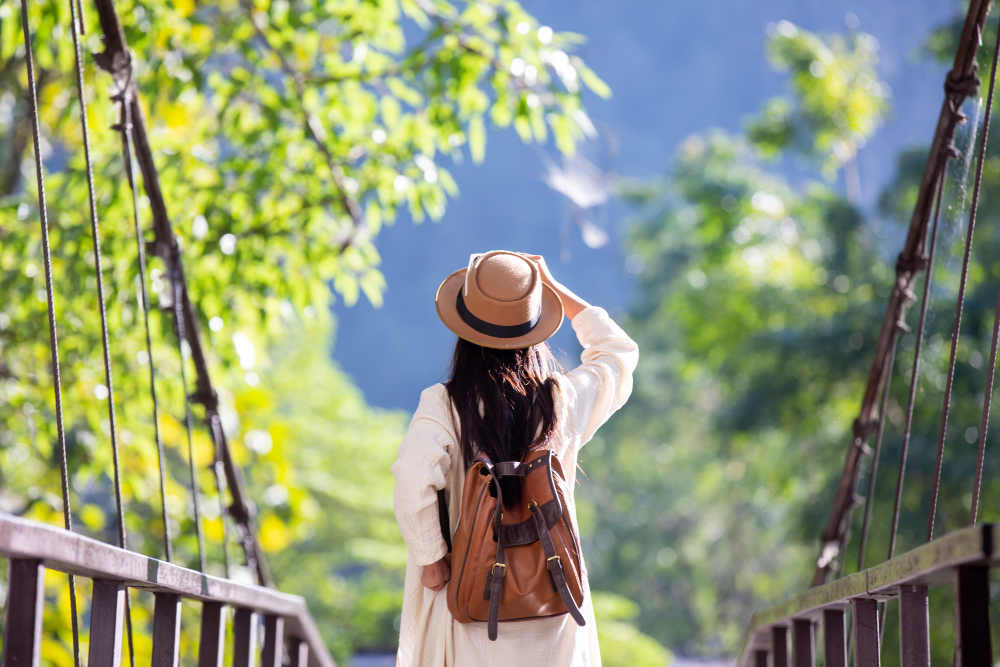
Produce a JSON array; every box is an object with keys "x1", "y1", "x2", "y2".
[
  {"x1": 436, "y1": 489, "x2": 451, "y2": 553},
  {"x1": 485, "y1": 466, "x2": 506, "y2": 641},
  {"x1": 530, "y1": 502, "x2": 585, "y2": 627}
]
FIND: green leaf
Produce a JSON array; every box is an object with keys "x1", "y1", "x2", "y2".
[
  {"x1": 469, "y1": 113, "x2": 486, "y2": 164},
  {"x1": 577, "y1": 64, "x2": 612, "y2": 99}
]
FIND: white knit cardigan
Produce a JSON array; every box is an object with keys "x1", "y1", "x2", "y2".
[{"x1": 391, "y1": 307, "x2": 639, "y2": 667}]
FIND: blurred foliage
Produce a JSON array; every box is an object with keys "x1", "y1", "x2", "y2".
[
  {"x1": 593, "y1": 592, "x2": 673, "y2": 667},
  {"x1": 233, "y1": 325, "x2": 410, "y2": 658},
  {"x1": 583, "y1": 18, "x2": 1000, "y2": 661},
  {"x1": 747, "y1": 20, "x2": 886, "y2": 188},
  {"x1": 9, "y1": 3, "x2": 1000, "y2": 666},
  {"x1": 0, "y1": 0, "x2": 607, "y2": 663}
]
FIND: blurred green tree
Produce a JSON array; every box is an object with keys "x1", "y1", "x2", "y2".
[
  {"x1": 0, "y1": 0, "x2": 606, "y2": 564},
  {"x1": 586, "y1": 15, "x2": 1000, "y2": 664},
  {"x1": 581, "y1": 22, "x2": 897, "y2": 657},
  {"x1": 0, "y1": 0, "x2": 610, "y2": 662}
]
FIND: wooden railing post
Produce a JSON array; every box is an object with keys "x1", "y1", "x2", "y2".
[
  {"x1": 955, "y1": 565, "x2": 992, "y2": 667},
  {"x1": 198, "y1": 602, "x2": 226, "y2": 667},
  {"x1": 288, "y1": 639, "x2": 308, "y2": 667},
  {"x1": 755, "y1": 649, "x2": 769, "y2": 667},
  {"x1": 233, "y1": 609, "x2": 259, "y2": 667},
  {"x1": 261, "y1": 615, "x2": 284, "y2": 667},
  {"x1": 772, "y1": 626, "x2": 789, "y2": 667},
  {"x1": 899, "y1": 585, "x2": 929, "y2": 667},
  {"x1": 2, "y1": 559, "x2": 45, "y2": 667},
  {"x1": 89, "y1": 580, "x2": 127, "y2": 667},
  {"x1": 152, "y1": 594, "x2": 182, "y2": 667},
  {"x1": 852, "y1": 598, "x2": 880, "y2": 667},
  {"x1": 824, "y1": 609, "x2": 847, "y2": 667},
  {"x1": 792, "y1": 619, "x2": 814, "y2": 667}
]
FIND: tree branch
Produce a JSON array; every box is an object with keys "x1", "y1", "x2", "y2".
[{"x1": 240, "y1": 2, "x2": 367, "y2": 252}]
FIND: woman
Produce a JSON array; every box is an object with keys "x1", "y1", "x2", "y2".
[{"x1": 392, "y1": 250, "x2": 639, "y2": 666}]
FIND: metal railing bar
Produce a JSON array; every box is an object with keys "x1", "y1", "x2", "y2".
[
  {"x1": 740, "y1": 523, "x2": 993, "y2": 654},
  {"x1": 0, "y1": 513, "x2": 336, "y2": 667},
  {"x1": 197, "y1": 602, "x2": 226, "y2": 667}
]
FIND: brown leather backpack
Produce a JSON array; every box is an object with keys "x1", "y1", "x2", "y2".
[{"x1": 444, "y1": 448, "x2": 586, "y2": 640}]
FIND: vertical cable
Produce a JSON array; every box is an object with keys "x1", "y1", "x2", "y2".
[
  {"x1": 969, "y1": 224, "x2": 1000, "y2": 521},
  {"x1": 885, "y1": 167, "x2": 945, "y2": 559},
  {"x1": 856, "y1": 337, "x2": 897, "y2": 572},
  {"x1": 115, "y1": 88, "x2": 173, "y2": 563},
  {"x1": 74, "y1": 0, "x2": 86, "y2": 35},
  {"x1": 210, "y1": 414, "x2": 233, "y2": 577},
  {"x1": 63, "y1": 6, "x2": 136, "y2": 661},
  {"x1": 18, "y1": 3, "x2": 81, "y2": 665},
  {"x1": 106, "y1": 89, "x2": 143, "y2": 667},
  {"x1": 970, "y1": 299, "x2": 1000, "y2": 525},
  {"x1": 67, "y1": 0, "x2": 124, "y2": 551},
  {"x1": 173, "y1": 268, "x2": 207, "y2": 571},
  {"x1": 927, "y1": 21, "x2": 1000, "y2": 542}
]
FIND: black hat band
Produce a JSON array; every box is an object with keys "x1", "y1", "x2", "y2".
[{"x1": 456, "y1": 290, "x2": 540, "y2": 339}]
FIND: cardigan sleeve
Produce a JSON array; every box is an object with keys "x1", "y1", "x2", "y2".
[
  {"x1": 559, "y1": 306, "x2": 639, "y2": 446},
  {"x1": 391, "y1": 385, "x2": 454, "y2": 567}
]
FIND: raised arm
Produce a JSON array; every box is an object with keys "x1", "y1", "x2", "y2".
[
  {"x1": 525, "y1": 255, "x2": 639, "y2": 447},
  {"x1": 524, "y1": 254, "x2": 591, "y2": 320}
]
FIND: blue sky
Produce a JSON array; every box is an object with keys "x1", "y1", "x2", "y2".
[{"x1": 332, "y1": 0, "x2": 957, "y2": 411}]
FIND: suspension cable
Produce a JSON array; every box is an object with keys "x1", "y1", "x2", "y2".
[
  {"x1": 172, "y1": 268, "x2": 207, "y2": 571},
  {"x1": 115, "y1": 84, "x2": 173, "y2": 564},
  {"x1": 970, "y1": 276, "x2": 1000, "y2": 524},
  {"x1": 63, "y1": 12, "x2": 138, "y2": 662},
  {"x1": 102, "y1": 87, "x2": 145, "y2": 667},
  {"x1": 210, "y1": 413, "x2": 234, "y2": 577},
  {"x1": 927, "y1": 20, "x2": 1000, "y2": 542},
  {"x1": 856, "y1": 336, "x2": 898, "y2": 572},
  {"x1": 67, "y1": 0, "x2": 125, "y2": 561},
  {"x1": 886, "y1": 165, "x2": 946, "y2": 559},
  {"x1": 18, "y1": 3, "x2": 81, "y2": 665},
  {"x1": 970, "y1": 157, "x2": 1000, "y2": 523}
]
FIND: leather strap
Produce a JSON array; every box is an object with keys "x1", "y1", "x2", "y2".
[
  {"x1": 492, "y1": 453, "x2": 549, "y2": 478},
  {"x1": 500, "y1": 499, "x2": 560, "y2": 546},
  {"x1": 436, "y1": 489, "x2": 451, "y2": 552},
  {"x1": 487, "y1": 471, "x2": 506, "y2": 641},
  {"x1": 530, "y1": 504, "x2": 586, "y2": 627}
]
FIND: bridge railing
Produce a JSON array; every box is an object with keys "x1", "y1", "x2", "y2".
[
  {"x1": 0, "y1": 513, "x2": 337, "y2": 667},
  {"x1": 738, "y1": 524, "x2": 994, "y2": 667}
]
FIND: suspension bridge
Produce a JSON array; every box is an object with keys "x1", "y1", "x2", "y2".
[
  {"x1": 4, "y1": 0, "x2": 1000, "y2": 666},
  {"x1": 4, "y1": 0, "x2": 332, "y2": 665}
]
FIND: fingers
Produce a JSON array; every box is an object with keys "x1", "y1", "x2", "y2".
[
  {"x1": 522, "y1": 253, "x2": 546, "y2": 268},
  {"x1": 420, "y1": 562, "x2": 451, "y2": 591},
  {"x1": 423, "y1": 577, "x2": 449, "y2": 591}
]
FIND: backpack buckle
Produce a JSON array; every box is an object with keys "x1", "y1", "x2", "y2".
[
  {"x1": 491, "y1": 562, "x2": 506, "y2": 576},
  {"x1": 546, "y1": 555, "x2": 562, "y2": 571}
]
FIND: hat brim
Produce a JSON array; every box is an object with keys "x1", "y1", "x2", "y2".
[{"x1": 435, "y1": 268, "x2": 564, "y2": 349}]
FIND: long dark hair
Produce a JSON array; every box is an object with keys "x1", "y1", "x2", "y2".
[{"x1": 446, "y1": 337, "x2": 560, "y2": 509}]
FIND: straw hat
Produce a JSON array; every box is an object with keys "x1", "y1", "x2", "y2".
[{"x1": 435, "y1": 251, "x2": 564, "y2": 349}]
